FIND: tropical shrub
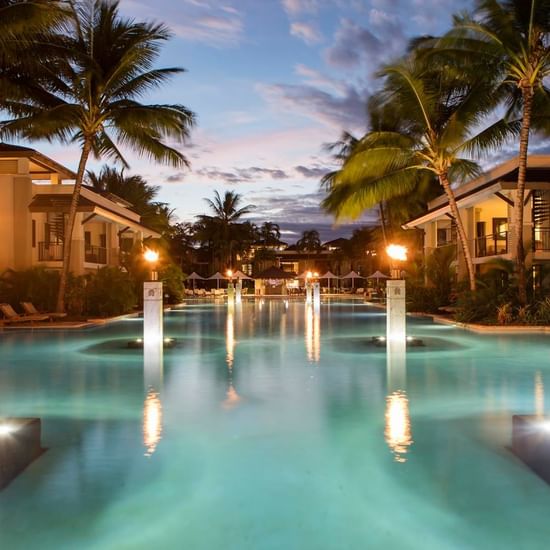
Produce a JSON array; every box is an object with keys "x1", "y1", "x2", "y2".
[
  {"x1": 0, "y1": 267, "x2": 59, "y2": 312},
  {"x1": 160, "y1": 264, "x2": 184, "y2": 304},
  {"x1": 533, "y1": 298, "x2": 550, "y2": 326},
  {"x1": 84, "y1": 267, "x2": 136, "y2": 317},
  {"x1": 496, "y1": 303, "x2": 513, "y2": 325}
]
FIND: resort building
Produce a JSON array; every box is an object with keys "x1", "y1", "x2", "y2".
[
  {"x1": 403, "y1": 156, "x2": 550, "y2": 280},
  {"x1": 0, "y1": 144, "x2": 159, "y2": 275}
]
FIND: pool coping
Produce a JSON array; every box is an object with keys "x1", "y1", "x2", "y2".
[{"x1": 3, "y1": 299, "x2": 548, "y2": 334}]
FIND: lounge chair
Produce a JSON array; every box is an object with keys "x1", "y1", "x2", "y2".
[
  {"x1": 21, "y1": 302, "x2": 67, "y2": 321},
  {"x1": 0, "y1": 303, "x2": 48, "y2": 324}
]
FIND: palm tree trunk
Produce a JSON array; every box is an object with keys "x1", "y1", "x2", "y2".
[
  {"x1": 439, "y1": 172, "x2": 476, "y2": 291},
  {"x1": 514, "y1": 85, "x2": 534, "y2": 306},
  {"x1": 55, "y1": 138, "x2": 92, "y2": 313},
  {"x1": 379, "y1": 203, "x2": 388, "y2": 248}
]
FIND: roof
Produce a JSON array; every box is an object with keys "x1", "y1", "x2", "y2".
[
  {"x1": 323, "y1": 237, "x2": 348, "y2": 248},
  {"x1": 255, "y1": 266, "x2": 296, "y2": 279},
  {"x1": 0, "y1": 143, "x2": 76, "y2": 180},
  {"x1": 29, "y1": 190, "x2": 160, "y2": 237},
  {"x1": 403, "y1": 155, "x2": 550, "y2": 229}
]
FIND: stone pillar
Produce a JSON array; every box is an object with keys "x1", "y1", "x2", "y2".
[
  {"x1": 235, "y1": 280, "x2": 242, "y2": 303},
  {"x1": 313, "y1": 282, "x2": 320, "y2": 309},
  {"x1": 305, "y1": 282, "x2": 312, "y2": 304},
  {"x1": 108, "y1": 224, "x2": 119, "y2": 267},
  {"x1": 69, "y1": 212, "x2": 86, "y2": 275},
  {"x1": 227, "y1": 282, "x2": 235, "y2": 302},
  {"x1": 386, "y1": 279, "x2": 406, "y2": 343},
  {"x1": 143, "y1": 281, "x2": 163, "y2": 354},
  {"x1": 13, "y1": 175, "x2": 33, "y2": 271}
]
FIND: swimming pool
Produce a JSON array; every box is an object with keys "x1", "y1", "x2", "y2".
[{"x1": 0, "y1": 299, "x2": 549, "y2": 549}]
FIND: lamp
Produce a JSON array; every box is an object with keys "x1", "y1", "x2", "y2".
[
  {"x1": 385, "y1": 244, "x2": 407, "y2": 343},
  {"x1": 386, "y1": 244, "x2": 407, "y2": 279},
  {"x1": 144, "y1": 248, "x2": 159, "y2": 281},
  {"x1": 226, "y1": 269, "x2": 235, "y2": 302}
]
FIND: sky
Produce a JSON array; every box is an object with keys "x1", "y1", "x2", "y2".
[{"x1": 40, "y1": 0, "x2": 482, "y2": 242}]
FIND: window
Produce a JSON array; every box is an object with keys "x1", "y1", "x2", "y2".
[
  {"x1": 84, "y1": 231, "x2": 91, "y2": 248},
  {"x1": 493, "y1": 218, "x2": 507, "y2": 237}
]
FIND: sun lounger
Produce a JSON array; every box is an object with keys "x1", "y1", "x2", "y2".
[
  {"x1": 0, "y1": 303, "x2": 48, "y2": 324},
  {"x1": 21, "y1": 302, "x2": 67, "y2": 321}
]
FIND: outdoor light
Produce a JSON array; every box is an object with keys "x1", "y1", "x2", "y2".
[
  {"x1": 0, "y1": 423, "x2": 15, "y2": 436},
  {"x1": 385, "y1": 244, "x2": 407, "y2": 343},
  {"x1": 226, "y1": 269, "x2": 233, "y2": 279},
  {"x1": 386, "y1": 244, "x2": 407, "y2": 262},
  {"x1": 144, "y1": 248, "x2": 159, "y2": 264}
]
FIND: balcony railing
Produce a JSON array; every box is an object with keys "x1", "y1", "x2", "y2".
[
  {"x1": 85, "y1": 245, "x2": 107, "y2": 264},
  {"x1": 38, "y1": 241, "x2": 63, "y2": 261},
  {"x1": 533, "y1": 228, "x2": 550, "y2": 252},
  {"x1": 475, "y1": 232, "x2": 508, "y2": 258}
]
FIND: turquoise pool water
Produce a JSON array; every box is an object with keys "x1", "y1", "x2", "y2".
[{"x1": 1, "y1": 299, "x2": 550, "y2": 549}]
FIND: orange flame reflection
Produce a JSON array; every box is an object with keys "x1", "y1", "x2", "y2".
[
  {"x1": 385, "y1": 390, "x2": 413, "y2": 463},
  {"x1": 143, "y1": 388, "x2": 162, "y2": 457}
]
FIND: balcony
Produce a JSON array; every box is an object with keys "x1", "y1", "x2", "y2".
[
  {"x1": 85, "y1": 245, "x2": 107, "y2": 264},
  {"x1": 475, "y1": 232, "x2": 508, "y2": 258},
  {"x1": 533, "y1": 228, "x2": 550, "y2": 252},
  {"x1": 38, "y1": 242, "x2": 63, "y2": 261}
]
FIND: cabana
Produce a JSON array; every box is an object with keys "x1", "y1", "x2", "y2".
[
  {"x1": 185, "y1": 271, "x2": 205, "y2": 292},
  {"x1": 341, "y1": 270, "x2": 363, "y2": 289},
  {"x1": 319, "y1": 271, "x2": 340, "y2": 292},
  {"x1": 208, "y1": 271, "x2": 227, "y2": 290},
  {"x1": 255, "y1": 266, "x2": 296, "y2": 296}
]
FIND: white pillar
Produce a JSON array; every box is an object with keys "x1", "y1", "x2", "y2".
[
  {"x1": 144, "y1": 280, "x2": 163, "y2": 350},
  {"x1": 305, "y1": 282, "x2": 313, "y2": 304},
  {"x1": 235, "y1": 280, "x2": 242, "y2": 303},
  {"x1": 386, "y1": 279, "x2": 406, "y2": 343},
  {"x1": 227, "y1": 282, "x2": 235, "y2": 302},
  {"x1": 313, "y1": 282, "x2": 320, "y2": 309}
]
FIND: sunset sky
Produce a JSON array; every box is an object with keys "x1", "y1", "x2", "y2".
[{"x1": 39, "y1": 0, "x2": 481, "y2": 241}]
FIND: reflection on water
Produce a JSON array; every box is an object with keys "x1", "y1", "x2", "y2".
[
  {"x1": 305, "y1": 304, "x2": 320, "y2": 363},
  {"x1": 143, "y1": 343, "x2": 164, "y2": 456},
  {"x1": 226, "y1": 303, "x2": 235, "y2": 369},
  {"x1": 535, "y1": 371, "x2": 544, "y2": 418},
  {"x1": 385, "y1": 390, "x2": 413, "y2": 463},
  {"x1": 223, "y1": 303, "x2": 241, "y2": 409},
  {"x1": 385, "y1": 341, "x2": 412, "y2": 462},
  {"x1": 143, "y1": 388, "x2": 163, "y2": 457}
]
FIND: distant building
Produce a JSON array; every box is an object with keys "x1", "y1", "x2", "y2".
[{"x1": 0, "y1": 144, "x2": 159, "y2": 275}]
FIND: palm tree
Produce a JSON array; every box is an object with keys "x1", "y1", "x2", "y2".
[
  {"x1": 323, "y1": 130, "x2": 439, "y2": 246},
  {"x1": 0, "y1": 0, "x2": 195, "y2": 312},
  {"x1": 87, "y1": 166, "x2": 172, "y2": 234},
  {"x1": 197, "y1": 190, "x2": 254, "y2": 268},
  {"x1": 436, "y1": 0, "x2": 550, "y2": 303},
  {"x1": 0, "y1": 1, "x2": 68, "y2": 49},
  {"x1": 323, "y1": 54, "x2": 517, "y2": 291},
  {"x1": 259, "y1": 222, "x2": 281, "y2": 245},
  {"x1": 296, "y1": 229, "x2": 322, "y2": 269}
]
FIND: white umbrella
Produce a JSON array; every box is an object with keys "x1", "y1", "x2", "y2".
[
  {"x1": 208, "y1": 271, "x2": 227, "y2": 289},
  {"x1": 367, "y1": 270, "x2": 391, "y2": 285},
  {"x1": 319, "y1": 271, "x2": 340, "y2": 291},
  {"x1": 233, "y1": 270, "x2": 253, "y2": 280},
  {"x1": 341, "y1": 270, "x2": 364, "y2": 289},
  {"x1": 186, "y1": 271, "x2": 204, "y2": 291}
]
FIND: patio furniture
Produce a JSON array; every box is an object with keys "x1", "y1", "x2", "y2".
[
  {"x1": 0, "y1": 303, "x2": 48, "y2": 324},
  {"x1": 21, "y1": 302, "x2": 67, "y2": 321}
]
